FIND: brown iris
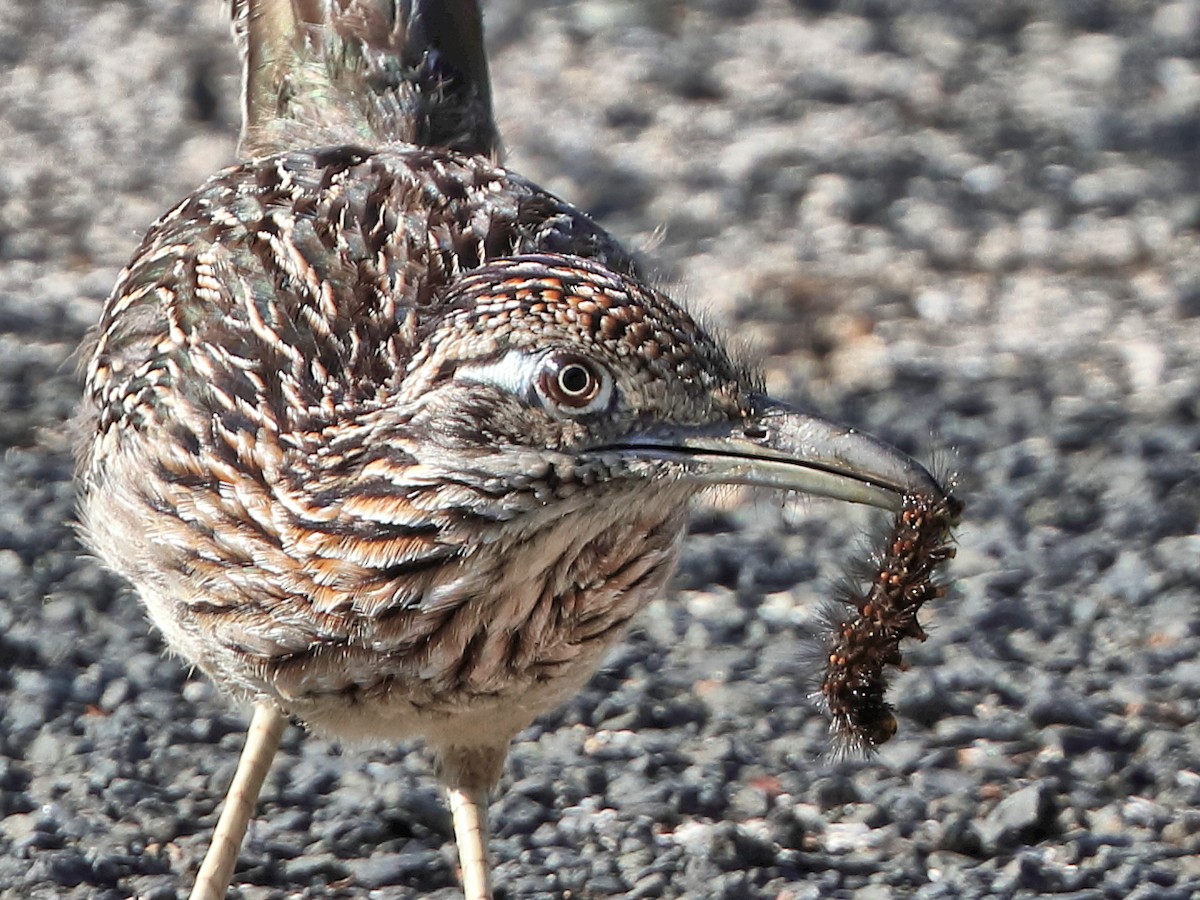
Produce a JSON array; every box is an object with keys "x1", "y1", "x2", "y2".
[{"x1": 537, "y1": 352, "x2": 609, "y2": 412}]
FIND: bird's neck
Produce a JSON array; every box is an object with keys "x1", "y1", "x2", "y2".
[
  {"x1": 263, "y1": 461, "x2": 696, "y2": 735},
  {"x1": 276, "y1": 433, "x2": 699, "y2": 658},
  {"x1": 423, "y1": 483, "x2": 697, "y2": 690}
]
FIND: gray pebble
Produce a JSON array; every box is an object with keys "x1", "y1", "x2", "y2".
[{"x1": 977, "y1": 783, "x2": 1055, "y2": 853}]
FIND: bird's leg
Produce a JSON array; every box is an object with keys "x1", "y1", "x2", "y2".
[
  {"x1": 438, "y1": 744, "x2": 507, "y2": 900},
  {"x1": 189, "y1": 702, "x2": 288, "y2": 900},
  {"x1": 447, "y1": 782, "x2": 493, "y2": 900}
]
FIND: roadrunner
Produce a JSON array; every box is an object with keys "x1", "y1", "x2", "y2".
[{"x1": 76, "y1": 1, "x2": 958, "y2": 897}]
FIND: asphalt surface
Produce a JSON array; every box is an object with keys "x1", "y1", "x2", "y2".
[{"x1": 2, "y1": 0, "x2": 1200, "y2": 898}]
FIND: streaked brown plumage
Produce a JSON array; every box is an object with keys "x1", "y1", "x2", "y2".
[{"x1": 76, "y1": 2, "x2": 956, "y2": 898}]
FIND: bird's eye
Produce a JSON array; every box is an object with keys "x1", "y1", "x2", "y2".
[{"x1": 536, "y1": 353, "x2": 613, "y2": 415}]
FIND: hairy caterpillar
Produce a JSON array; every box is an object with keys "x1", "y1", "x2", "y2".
[{"x1": 814, "y1": 488, "x2": 963, "y2": 754}]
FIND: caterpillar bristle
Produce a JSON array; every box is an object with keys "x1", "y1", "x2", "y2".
[
  {"x1": 798, "y1": 599, "x2": 851, "y2": 692},
  {"x1": 814, "y1": 487, "x2": 962, "y2": 754},
  {"x1": 830, "y1": 574, "x2": 865, "y2": 609}
]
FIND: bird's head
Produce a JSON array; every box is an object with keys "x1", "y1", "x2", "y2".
[{"x1": 378, "y1": 254, "x2": 946, "y2": 529}]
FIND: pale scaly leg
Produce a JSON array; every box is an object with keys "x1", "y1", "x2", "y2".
[
  {"x1": 439, "y1": 743, "x2": 507, "y2": 900},
  {"x1": 448, "y1": 783, "x2": 494, "y2": 900},
  {"x1": 189, "y1": 702, "x2": 288, "y2": 900}
]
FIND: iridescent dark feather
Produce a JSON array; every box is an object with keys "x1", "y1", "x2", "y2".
[{"x1": 230, "y1": 0, "x2": 500, "y2": 156}]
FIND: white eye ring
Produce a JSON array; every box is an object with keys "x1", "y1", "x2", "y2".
[{"x1": 535, "y1": 352, "x2": 613, "y2": 415}]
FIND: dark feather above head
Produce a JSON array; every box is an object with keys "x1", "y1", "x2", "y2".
[{"x1": 230, "y1": 0, "x2": 500, "y2": 157}]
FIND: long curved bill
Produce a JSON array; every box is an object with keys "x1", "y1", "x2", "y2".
[{"x1": 608, "y1": 395, "x2": 945, "y2": 512}]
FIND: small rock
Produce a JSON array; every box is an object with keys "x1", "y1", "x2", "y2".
[
  {"x1": 348, "y1": 847, "x2": 446, "y2": 889},
  {"x1": 977, "y1": 783, "x2": 1055, "y2": 852}
]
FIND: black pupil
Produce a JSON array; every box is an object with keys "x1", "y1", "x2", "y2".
[{"x1": 558, "y1": 364, "x2": 592, "y2": 396}]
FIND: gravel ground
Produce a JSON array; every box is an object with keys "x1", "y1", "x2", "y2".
[{"x1": 3, "y1": 0, "x2": 1200, "y2": 898}]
